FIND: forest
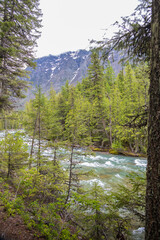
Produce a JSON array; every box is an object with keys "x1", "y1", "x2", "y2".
[
  {"x1": 22, "y1": 55, "x2": 149, "y2": 156},
  {"x1": 0, "y1": 0, "x2": 160, "y2": 240}
]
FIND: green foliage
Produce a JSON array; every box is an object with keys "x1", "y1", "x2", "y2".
[
  {"x1": 0, "y1": 0, "x2": 42, "y2": 109},
  {"x1": 0, "y1": 151, "x2": 146, "y2": 240},
  {"x1": 23, "y1": 59, "x2": 149, "y2": 154},
  {"x1": 98, "y1": 0, "x2": 151, "y2": 62},
  {"x1": 65, "y1": 89, "x2": 91, "y2": 146},
  {"x1": 0, "y1": 131, "x2": 29, "y2": 177},
  {"x1": 111, "y1": 171, "x2": 146, "y2": 222},
  {"x1": 111, "y1": 140, "x2": 123, "y2": 150},
  {"x1": 0, "y1": 0, "x2": 150, "y2": 239},
  {"x1": 0, "y1": 110, "x2": 23, "y2": 130},
  {"x1": 71, "y1": 183, "x2": 130, "y2": 239}
]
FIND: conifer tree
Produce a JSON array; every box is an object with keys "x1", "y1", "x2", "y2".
[
  {"x1": 23, "y1": 86, "x2": 46, "y2": 169},
  {"x1": 0, "y1": 0, "x2": 42, "y2": 109},
  {"x1": 57, "y1": 81, "x2": 71, "y2": 138},
  {"x1": 82, "y1": 50, "x2": 107, "y2": 145},
  {"x1": 0, "y1": 132, "x2": 28, "y2": 178},
  {"x1": 103, "y1": 61, "x2": 116, "y2": 146},
  {"x1": 45, "y1": 87, "x2": 62, "y2": 141}
]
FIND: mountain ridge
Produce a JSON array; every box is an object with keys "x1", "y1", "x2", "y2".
[
  {"x1": 20, "y1": 49, "x2": 122, "y2": 107},
  {"x1": 29, "y1": 49, "x2": 90, "y2": 91}
]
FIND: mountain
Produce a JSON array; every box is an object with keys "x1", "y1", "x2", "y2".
[
  {"x1": 25, "y1": 49, "x2": 90, "y2": 95},
  {"x1": 20, "y1": 49, "x2": 122, "y2": 107}
]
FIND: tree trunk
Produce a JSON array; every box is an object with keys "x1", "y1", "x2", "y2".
[
  {"x1": 7, "y1": 151, "x2": 11, "y2": 178},
  {"x1": 37, "y1": 89, "x2": 41, "y2": 171},
  {"x1": 109, "y1": 99, "x2": 113, "y2": 146},
  {"x1": 53, "y1": 146, "x2": 57, "y2": 166},
  {"x1": 29, "y1": 113, "x2": 38, "y2": 169},
  {"x1": 145, "y1": 1, "x2": 160, "y2": 239},
  {"x1": 102, "y1": 118, "x2": 110, "y2": 141},
  {"x1": 65, "y1": 145, "x2": 74, "y2": 205},
  {"x1": 38, "y1": 106, "x2": 41, "y2": 170}
]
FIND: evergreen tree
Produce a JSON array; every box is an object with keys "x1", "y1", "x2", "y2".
[
  {"x1": 65, "y1": 88, "x2": 91, "y2": 147},
  {"x1": 43, "y1": 87, "x2": 62, "y2": 141},
  {"x1": 57, "y1": 81, "x2": 71, "y2": 138},
  {"x1": 87, "y1": 50, "x2": 105, "y2": 105},
  {"x1": 0, "y1": 132, "x2": 28, "y2": 178},
  {"x1": 82, "y1": 50, "x2": 106, "y2": 145},
  {"x1": 0, "y1": 0, "x2": 42, "y2": 109},
  {"x1": 23, "y1": 86, "x2": 47, "y2": 169},
  {"x1": 103, "y1": 61, "x2": 116, "y2": 146},
  {"x1": 99, "y1": 0, "x2": 151, "y2": 62}
]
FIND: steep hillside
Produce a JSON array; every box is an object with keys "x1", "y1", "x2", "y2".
[
  {"x1": 19, "y1": 50, "x2": 90, "y2": 106},
  {"x1": 19, "y1": 49, "x2": 122, "y2": 107},
  {"x1": 31, "y1": 49, "x2": 91, "y2": 90}
]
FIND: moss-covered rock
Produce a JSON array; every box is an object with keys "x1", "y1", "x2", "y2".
[
  {"x1": 109, "y1": 149, "x2": 119, "y2": 155},
  {"x1": 90, "y1": 147, "x2": 109, "y2": 152},
  {"x1": 109, "y1": 148, "x2": 147, "y2": 158}
]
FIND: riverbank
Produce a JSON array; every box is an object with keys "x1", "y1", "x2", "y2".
[
  {"x1": 0, "y1": 210, "x2": 45, "y2": 240},
  {"x1": 0, "y1": 143, "x2": 146, "y2": 240},
  {"x1": 0, "y1": 182, "x2": 45, "y2": 240},
  {"x1": 91, "y1": 147, "x2": 147, "y2": 158}
]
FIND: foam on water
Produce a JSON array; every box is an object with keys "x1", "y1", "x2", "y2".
[
  {"x1": 109, "y1": 156, "x2": 118, "y2": 161},
  {"x1": 109, "y1": 156, "x2": 126, "y2": 163},
  {"x1": 115, "y1": 174, "x2": 123, "y2": 179},
  {"x1": 80, "y1": 162, "x2": 102, "y2": 168},
  {"x1": 120, "y1": 165, "x2": 132, "y2": 170},
  {"x1": 81, "y1": 178, "x2": 105, "y2": 188},
  {"x1": 132, "y1": 227, "x2": 145, "y2": 239},
  {"x1": 135, "y1": 159, "x2": 147, "y2": 167},
  {"x1": 89, "y1": 155, "x2": 105, "y2": 161},
  {"x1": 105, "y1": 161, "x2": 114, "y2": 166},
  {"x1": 80, "y1": 161, "x2": 115, "y2": 168},
  {"x1": 132, "y1": 227, "x2": 145, "y2": 234},
  {"x1": 43, "y1": 149, "x2": 53, "y2": 156}
]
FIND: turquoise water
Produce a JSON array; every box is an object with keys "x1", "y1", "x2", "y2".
[
  {"x1": 0, "y1": 130, "x2": 146, "y2": 239},
  {"x1": 73, "y1": 151, "x2": 146, "y2": 239},
  {"x1": 66, "y1": 150, "x2": 147, "y2": 190}
]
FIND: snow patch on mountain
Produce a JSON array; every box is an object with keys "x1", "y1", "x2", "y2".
[{"x1": 70, "y1": 68, "x2": 80, "y2": 84}]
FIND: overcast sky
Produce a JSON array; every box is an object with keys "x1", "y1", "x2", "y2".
[{"x1": 36, "y1": 0, "x2": 139, "y2": 58}]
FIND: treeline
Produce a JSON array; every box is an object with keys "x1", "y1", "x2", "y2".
[{"x1": 24, "y1": 51, "x2": 149, "y2": 154}]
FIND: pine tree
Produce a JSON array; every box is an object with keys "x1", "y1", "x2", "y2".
[
  {"x1": 82, "y1": 50, "x2": 106, "y2": 145},
  {"x1": 45, "y1": 87, "x2": 63, "y2": 141},
  {"x1": 57, "y1": 81, "x2": 71, "y2": 138},
  {"x1": 0, "y1": 0, "x2": 42, "y2": 109},
  {"x1": 103, "y1": 61, "x2": 116, "y2": 146},
  {"x1": 23, "y1": 86, "x2": 47, "y2": 169},
  {"x1": 99, "y1": 0, "x2": 151, "y2": 62},
  {"x1": 0, "y1": 132, "x2": 28, "y2": 178}
]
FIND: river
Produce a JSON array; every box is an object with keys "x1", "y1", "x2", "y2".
[
  {"x1": 0, "y1": 130, "x2": 146, "y2": 239},
  {"x1": 24, "y1": 132, "x2": 146, "y2": 239}
]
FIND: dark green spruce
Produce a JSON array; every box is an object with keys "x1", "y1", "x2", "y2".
[{"x1": 0, "y1": 0, "x2": 42, "y2": 109}]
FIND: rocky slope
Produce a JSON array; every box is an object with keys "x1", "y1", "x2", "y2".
[
  {"x1": 19, "y1": 49, "x2": 122, "y2": 107},
  {"x1": 20, "y1": 50, "x2": 90, "y2": 105}
]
